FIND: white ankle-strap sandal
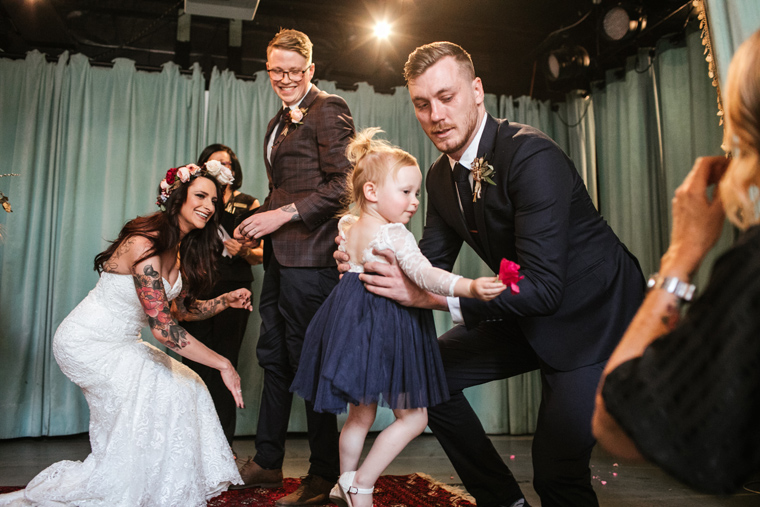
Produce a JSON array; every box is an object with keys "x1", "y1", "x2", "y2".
[
  {"x1": 329, "y1": 471, "x2": 375, "y2": 507},
  {"x1": 346, "y1": 484, "x2": 374, "y2": 495}
]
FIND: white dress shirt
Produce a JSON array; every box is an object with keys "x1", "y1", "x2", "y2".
[{"x1": 446, "y1": 113, "x2": 488, "y2": 324}]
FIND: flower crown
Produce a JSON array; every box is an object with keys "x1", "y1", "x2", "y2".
[{"x1": 156, "y1": 160, "x2": 234, "y2": 210}]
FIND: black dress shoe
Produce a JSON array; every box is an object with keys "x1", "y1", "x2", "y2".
[{"x1": 275, "y1": 474, "x2": 334, "y2": 506}]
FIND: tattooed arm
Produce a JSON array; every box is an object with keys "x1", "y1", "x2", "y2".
[
  {"x1": 173, "y1": 287, "x2": 253, "y2": 322},
  {"x1": 130, "y1": 245, "x2": 245, "y2": 408}
]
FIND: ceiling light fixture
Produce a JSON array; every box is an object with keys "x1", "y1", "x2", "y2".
[
  {"x1": 544, "y1": 45, "x2": 590, "y2": 81},
  {"x1": 600, "y1": 1, "x2": 647, "y2": 42},
  {"x1": 184, "y1": 0, "x2": 260, "y2": 21}
]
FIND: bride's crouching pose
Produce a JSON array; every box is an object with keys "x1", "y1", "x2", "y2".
[{"x1": 0, "y1": 161, "x2": 251, "y2": 507}]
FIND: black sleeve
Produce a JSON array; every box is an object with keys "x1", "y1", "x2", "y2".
[{"x1": 602, "y1": 229, "x2": 760, "y2": 494}]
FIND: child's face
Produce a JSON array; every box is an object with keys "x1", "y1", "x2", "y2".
[{"x1": 375, "y1": 165, "x2": 422, "y2": 224}]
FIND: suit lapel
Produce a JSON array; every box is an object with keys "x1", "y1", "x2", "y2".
[
  {"x1": 270, "y1": 85, "x2": 320, "y2": 163},
  {"x1": 472, "y1": 115, "x2": 501, "y2": 264}
]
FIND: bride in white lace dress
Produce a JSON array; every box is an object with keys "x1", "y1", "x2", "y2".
[{"x1": 0, "y1": 162, "x2": 251, "y2": 506}]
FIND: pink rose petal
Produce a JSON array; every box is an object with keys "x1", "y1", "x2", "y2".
[{"x1": 499, "y1": 258, "x2": 524, "y2": 295}]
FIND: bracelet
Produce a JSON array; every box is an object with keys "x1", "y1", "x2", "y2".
[{"x1": 646, "y1": 273, "x2": 696, "y2": 302}]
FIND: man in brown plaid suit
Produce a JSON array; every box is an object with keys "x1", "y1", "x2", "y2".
[{"x1": 234, "y1": 29, "x2": 355, "y2": 506}]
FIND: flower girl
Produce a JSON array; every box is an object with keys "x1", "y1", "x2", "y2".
[{"x1": 290, "y1": 128, "x2": 506, "y2": 507}]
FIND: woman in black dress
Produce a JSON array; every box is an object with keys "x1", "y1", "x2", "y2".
[{"x1": 182, "y1": 144, "x2": 263, "y2": 454}]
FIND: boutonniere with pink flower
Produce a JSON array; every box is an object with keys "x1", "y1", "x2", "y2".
[
  {"x1": 287, "y1": 107, "x2": 308, "y2": 125},
  {"x1": 471, "y1": 156, "x2": 496, "y2": 201},
  {"x1": 498, "y1": 258, "x2": 524, "y2": 295}
]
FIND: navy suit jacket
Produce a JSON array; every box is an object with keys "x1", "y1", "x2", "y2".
[{"x1": 419, "y1": 115, "x2": 644, "y2": 371}]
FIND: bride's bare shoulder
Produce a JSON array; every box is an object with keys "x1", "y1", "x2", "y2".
[{"x1": 102, "y1": 234, "x2": 156, "y2": 274}]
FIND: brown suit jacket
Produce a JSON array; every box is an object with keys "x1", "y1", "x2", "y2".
[{"x1": 258, "y1": 85, "x2": 355, "y2": 267}]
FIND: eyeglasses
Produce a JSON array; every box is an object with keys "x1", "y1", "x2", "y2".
[{"x1": 267, "y1": 66, "x2": 311, "y2": 82}]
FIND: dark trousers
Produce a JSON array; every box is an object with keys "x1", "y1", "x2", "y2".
[
  {"x1": 253, "y1": 256, "x2": 340, "y2": 482},
  {"x1": 182, "y1": 279, "x2": 252, "y2": 448},
  {"x1": 428, "y1": 322, "x2": 602, "y2": 507}
]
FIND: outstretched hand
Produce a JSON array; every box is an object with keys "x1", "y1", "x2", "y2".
[
  {"x1": 225, "y1": 288, "x2": 253, "y2": 311},
  {"x1": 661, "y1": 156, "x2": 729, "y2": 278},
  {"x1": 469, "y1": 277, "x2": 507, "y2": 301},
  {"x1": 220, "y1": 363, "x2": 244, "y2": 408}
]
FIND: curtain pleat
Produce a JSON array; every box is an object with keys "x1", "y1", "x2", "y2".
[{"x1": 593, "y1": 27, "x2": 730, "y2": 290}]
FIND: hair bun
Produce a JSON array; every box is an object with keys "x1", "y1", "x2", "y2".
[{"x1": 346, "y1": 127, "x2": 388, "y2": 165}]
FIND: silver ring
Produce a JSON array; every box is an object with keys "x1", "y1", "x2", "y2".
[{"x1": 237, "y1": 389, "x2": 242, "y2": 393}]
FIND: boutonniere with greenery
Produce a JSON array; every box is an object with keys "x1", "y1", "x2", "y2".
[
  {"x1": 287, "y1": 107, "x2": 308, "y2": 125},
  {"x1": 470, "y1": 156, "x2": 495, "y2": 201}
]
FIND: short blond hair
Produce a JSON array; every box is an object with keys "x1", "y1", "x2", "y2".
[
  {"x1": 721, "y1": 29, "x2": 760, "y2": 229},
  {"x1": 267, "y1": 28, "x2": 313, "y2": 63},
  {"x1": 404, "y1": 41, "x2": 475, "y2": 83},
  {"x1": 346, "y1": 128, "x2": 418, "y2": 212}
]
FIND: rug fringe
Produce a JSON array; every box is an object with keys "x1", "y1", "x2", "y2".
[{"x1": 410, "y1": 472, "x2": 476, "y2": 504}]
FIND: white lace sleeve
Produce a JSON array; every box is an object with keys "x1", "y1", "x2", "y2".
[
  {"x1": 338, "y1": 214, "x2": 358, "y2": 235},
  {"x1": 377, "y1": 223, "x2": 462, "y2": 297}
]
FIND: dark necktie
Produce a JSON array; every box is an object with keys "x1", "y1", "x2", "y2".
[
  {"x1": 453, "y1": 162, "x2": 479, "y2": 236},
  {"x1": 274, "y1": 107, "x2": 289, "y2": 139}
]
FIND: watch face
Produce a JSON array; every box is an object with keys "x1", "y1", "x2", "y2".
[{"x1": 646, "y1": 275, "x2": 658, "y2": 289}]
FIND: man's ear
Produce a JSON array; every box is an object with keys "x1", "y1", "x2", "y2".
[
  {"x1": 472, "y1": 77, "x2": 484, "y2": 106},
  {"x1": 364, "y1": 181, "x2": 378, "y2": 203}
]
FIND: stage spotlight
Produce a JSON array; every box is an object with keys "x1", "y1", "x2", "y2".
[
  {"x1": 374, "y1": 20, "x2": 392, "y2": 39},
  {"x1": 600, "y1": 1, "x2": 647, "y2": 42},
  {"x1": 544, "y1": 45, "x2": 590, "y2": 81}
]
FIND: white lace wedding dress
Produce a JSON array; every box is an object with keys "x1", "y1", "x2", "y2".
[{"x1": 0, "y1": 273, "x2": 242, "y2": 506}]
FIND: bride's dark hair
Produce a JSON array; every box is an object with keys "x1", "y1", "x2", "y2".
[{"x1": 94, "y1": 174, "x2": 223, "y2": 305}]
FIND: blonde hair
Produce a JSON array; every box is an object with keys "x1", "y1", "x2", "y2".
[
  {"x1": 346, "y1": 128, "x2": 418, "y2": 213},
  {"x1": 267, "y1": 29, "x2": 313, "y2": 63},
  {"x1": 721, "y1": 30, "x2": 760, "y2": 229}
]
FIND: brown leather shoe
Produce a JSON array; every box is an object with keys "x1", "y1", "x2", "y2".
[
  {"x1": 229, "y1": 457, "x2": 283, "y2": 490},
  {"x1": 275, "y1": 474, "x2": 334, "y2": 506}
]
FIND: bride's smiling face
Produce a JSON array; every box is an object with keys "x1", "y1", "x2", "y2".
[{"x1": 177, "y1": 177, "x2": 217, "y2": 236}]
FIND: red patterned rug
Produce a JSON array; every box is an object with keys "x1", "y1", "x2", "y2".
[{"x1": 0, "y1": 473, "x2": 476, "y2": 506}]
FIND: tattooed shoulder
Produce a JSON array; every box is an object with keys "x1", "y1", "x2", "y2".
[{"x1": 103, "y1": 237, "x2": 139, "y2": 273}]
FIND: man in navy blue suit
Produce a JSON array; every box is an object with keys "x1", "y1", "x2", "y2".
[{"x1": 351, "y1": 42, "x2": 644, "y2": 507}]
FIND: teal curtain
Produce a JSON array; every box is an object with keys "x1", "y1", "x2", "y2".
[
  {"x1": 594, "y1": 26, "x2": 731, "y2": 289},
  {"x1": 704, "y1": 0, "x2": 760, "y2": 86},
  {"x1": 0, "y1": 51, "x2": 205, "y2": 438}
]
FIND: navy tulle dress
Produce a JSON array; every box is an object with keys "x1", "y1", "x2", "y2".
[{"x1": 291, "y1": 216, "x2": 462, "y2": 414}]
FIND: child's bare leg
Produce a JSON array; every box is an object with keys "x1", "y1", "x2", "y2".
[
  {"x1": 339, "y1": 403, "x2": 377, "y2": 473},
  {"x1": 351, "y1": 407, "x2": 428, "y2": 507}
]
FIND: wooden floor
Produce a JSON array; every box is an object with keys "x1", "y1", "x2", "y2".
[{"x1": 1, "y1": 433, "x2": 758, "y2": 506}]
